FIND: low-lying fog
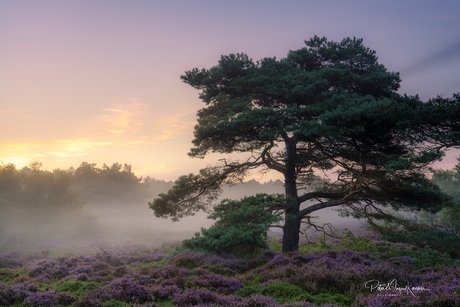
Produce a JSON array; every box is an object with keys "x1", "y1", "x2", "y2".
[
  {"x1": 74, "y1": 180, "x2": 365, "y2": 249},
  {"x1": 1, "y1": 178, "x2": 365, "y2": 251}
]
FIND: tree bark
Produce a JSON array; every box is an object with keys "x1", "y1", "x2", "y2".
[
  {"x1": 282, "y1": 138, "x2": 301, "y2": 252},
  {"x1": 282, "y1": 202, "x2": 301, "y2": 252}
]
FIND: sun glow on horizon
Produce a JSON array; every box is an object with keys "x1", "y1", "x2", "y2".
[{"x1": 1, "y1": 98, "x2": 198, "y2": 176}]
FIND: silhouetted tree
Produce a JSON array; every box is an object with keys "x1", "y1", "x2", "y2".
[{"x1": 150, "y1": 36, "x2": 458, "y2": 252}]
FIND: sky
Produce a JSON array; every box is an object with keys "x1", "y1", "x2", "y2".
[{"x1": 1, "y1": 0, "x2": 460, "y2": 181}]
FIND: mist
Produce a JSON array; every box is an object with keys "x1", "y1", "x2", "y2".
[{"x1": 0, "y1": 162, "x2": 364, "y2": 253}]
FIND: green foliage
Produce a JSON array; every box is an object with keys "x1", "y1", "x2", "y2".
[
  {"x1": 382, "y1": 222, "x2": 460, "y2": 259},
  {"x1": 236, "y1": 281, "x2": 308, "y2": 303},
  {"x1": 156, "y1": 299, "x2": 174, "y2": 307},
  {"x1": 260, "y1": 281, "x2": 308, "y2": 303},
  {"x1": 57, "y1": 280, "x2": 101, "y2": 297},
  {"x1": 433, "y1": 158, "x2": 460, "y2": 230},
  {"x1": 298, "y1": 239, "x2": 333, "y2": 254},
  {"x1": 235, "y1": 283, "x2": 260, "y2": 298},
  {"x1": 0, "y1": 268, "x2": 28, "y2": 284},
  {"x1": 374, "y1": 159, "x2": 460, "y2": 260},
  {"x1": 413, "y1": 246, "x2": 456, "y2": 269},
  {"x1": 306, "y1": 290, "x2": 354, "y2": 307},
  {"x1": 149, "y1": 171, "x2": 223, "y2": 221},
  {"x1": 183, "y1": 194, "x2": 283, "y2": 255},
  {"x1": 237, "y1": 281, "x2": 353, "y2": 306},
  {"x1": 101, "y1": 299, "x2": 131, "y2": 307},
  {"x1": 268, "y1": 238, "x2": 282, "y2": 253},
  {"x1": 340, "y1": 235, "x2": 388, "y2": 253}
]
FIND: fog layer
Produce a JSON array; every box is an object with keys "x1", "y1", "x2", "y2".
[{"x1": 0, "y1": 162, "x2": 362, "y2": 251}]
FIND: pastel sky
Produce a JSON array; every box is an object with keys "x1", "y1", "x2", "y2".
[{"x1": 1, "y1": 0, "x2": 460, "y2": 180}]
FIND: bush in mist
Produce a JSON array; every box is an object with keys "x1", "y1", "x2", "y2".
[{"x1": 183, "y1": 194, "x2": 283, "y2": 255}]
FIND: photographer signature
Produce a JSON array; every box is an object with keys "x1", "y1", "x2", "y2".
[{"x1": 365, "y1": 279, "x2": 430, "y2": 297}]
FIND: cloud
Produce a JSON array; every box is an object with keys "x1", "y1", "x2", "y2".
[
  {"x1": 154, "y1": 113, "x2": 195, "y2": 142},
  {"x1": 403, "y1": 39, "x2": 460, "y2": 76},
  {"x1": 48, "y1": 138, "x2": 112, "y2": 157},
  {"x1": 88, "y1": 99, "x2": 194, "y2": 145},
  {"x1": 99, "y1": 99, "x2": 146, "y2": 137}
]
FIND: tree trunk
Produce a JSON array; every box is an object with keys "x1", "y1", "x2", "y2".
[
  {"x1": 282, "y1": 138, "x2": 300, "y2": 252},
  {"x1": 282, "y1": 205, "x2": 301, "y2": 252}
]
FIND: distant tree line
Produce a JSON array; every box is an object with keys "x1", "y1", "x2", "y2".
[
  {"x1": 68, "y1": 162, "x2": 152, "y2": 205},
  {"x1": 0, "y1": 161, "x2": 157, "y2": 246}
]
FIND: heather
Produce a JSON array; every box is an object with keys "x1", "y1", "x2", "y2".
[{"x1": 0, "y1": 235, "x2": 459, "y2": 307}]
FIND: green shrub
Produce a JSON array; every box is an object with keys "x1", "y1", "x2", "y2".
[
  {"x1": 339, "y1": 235, "x2": 387, "y2": 253},
  {"x1": 57, "y1": 280, "x2": 101, "y2": 297},
  {"x1": 236, "y1": 283, "x2": 260, "y2": 298},
  {"x1": 307, "y1": 290, "x2": 354, "y2": 307},
  {"x1": 381, "y1": 222, "x2": 460, "y2": 259},
  {"x1": 413, "y1": 245, "x2": 455, "y2": 269},
  {"x1": 101, "y1": 299, "x2": 131, "y2": 307},
  {"x1": 237, "y1": 281, "x2": 353, "y2": 306},
  {"x1": 260, "y1": 281, "x2": 309, "y2": 303},
  {"x1": 183, "y1": 194, "x2": 283, "y2": 256},
  {"x1": 268, "y1": 237, "x2": 282, "y2": 252},
  {"x1": 237, "y1": 281, "x2": 309, "y2": 303},
  {"x1": 298, "y1": 238, "x2": 334, "y2": 254},
  {"x1": 0, "y1": 268, "x2": 28, "y2": 283}
]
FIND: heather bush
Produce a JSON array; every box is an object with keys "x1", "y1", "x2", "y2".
[
  {"x1": 22, "y1": 290, "x2": 57, "y2": 307},
  {"x1": 151, "y1": 264, "x2": 188, "y2": 281},
  {"x1": 243, "y1": 294, "x2": 279, "y2": 306},
  {"x1": 0, "y1": 252, "x2": 24, "y2": 268},
  {"x1": 200, "y1": 254, "x2": 250, "y2": 275},
  {"x1": 168, "y1": 252, "x2": 207, "y2": 269},
  {"x1": 171, "y1": 288, "x2": 228, "y2": 306},
  {"x1": 190, "y1": 271, "x2": 243, "y2": 294},
  {"x1": 0, "y1": 280, "x2": 73, "y2": 306},
  {"x1": 5, "y1": 281, "x2": 40, "y2": 304},
  {"x1": 152, "y1": 284, "x2": 180, "y2": 299},
  {"x1": 87, "y1": 277, "x2": 154, "y2": 304},
  {"x1": 55, "y1": 292, "x2": 78, "y2": 306}
]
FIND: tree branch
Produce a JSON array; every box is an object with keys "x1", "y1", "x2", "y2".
[{"x1": 298, "y1": 199, "x2": 348, "y2": 218}]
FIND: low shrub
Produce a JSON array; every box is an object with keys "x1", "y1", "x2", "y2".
[
  {"x1": 87, "y1": 277, "x2": 154, "y2": 304},
  {"x1": 412, "y1": 245, "x2": 456, "y2": 269},
  {"x1": 259, "y1": 281, "x2": 309, "y2": 303},
  {"x1": 57, "y1": 280, "x2": 101, "y2": 297}
]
